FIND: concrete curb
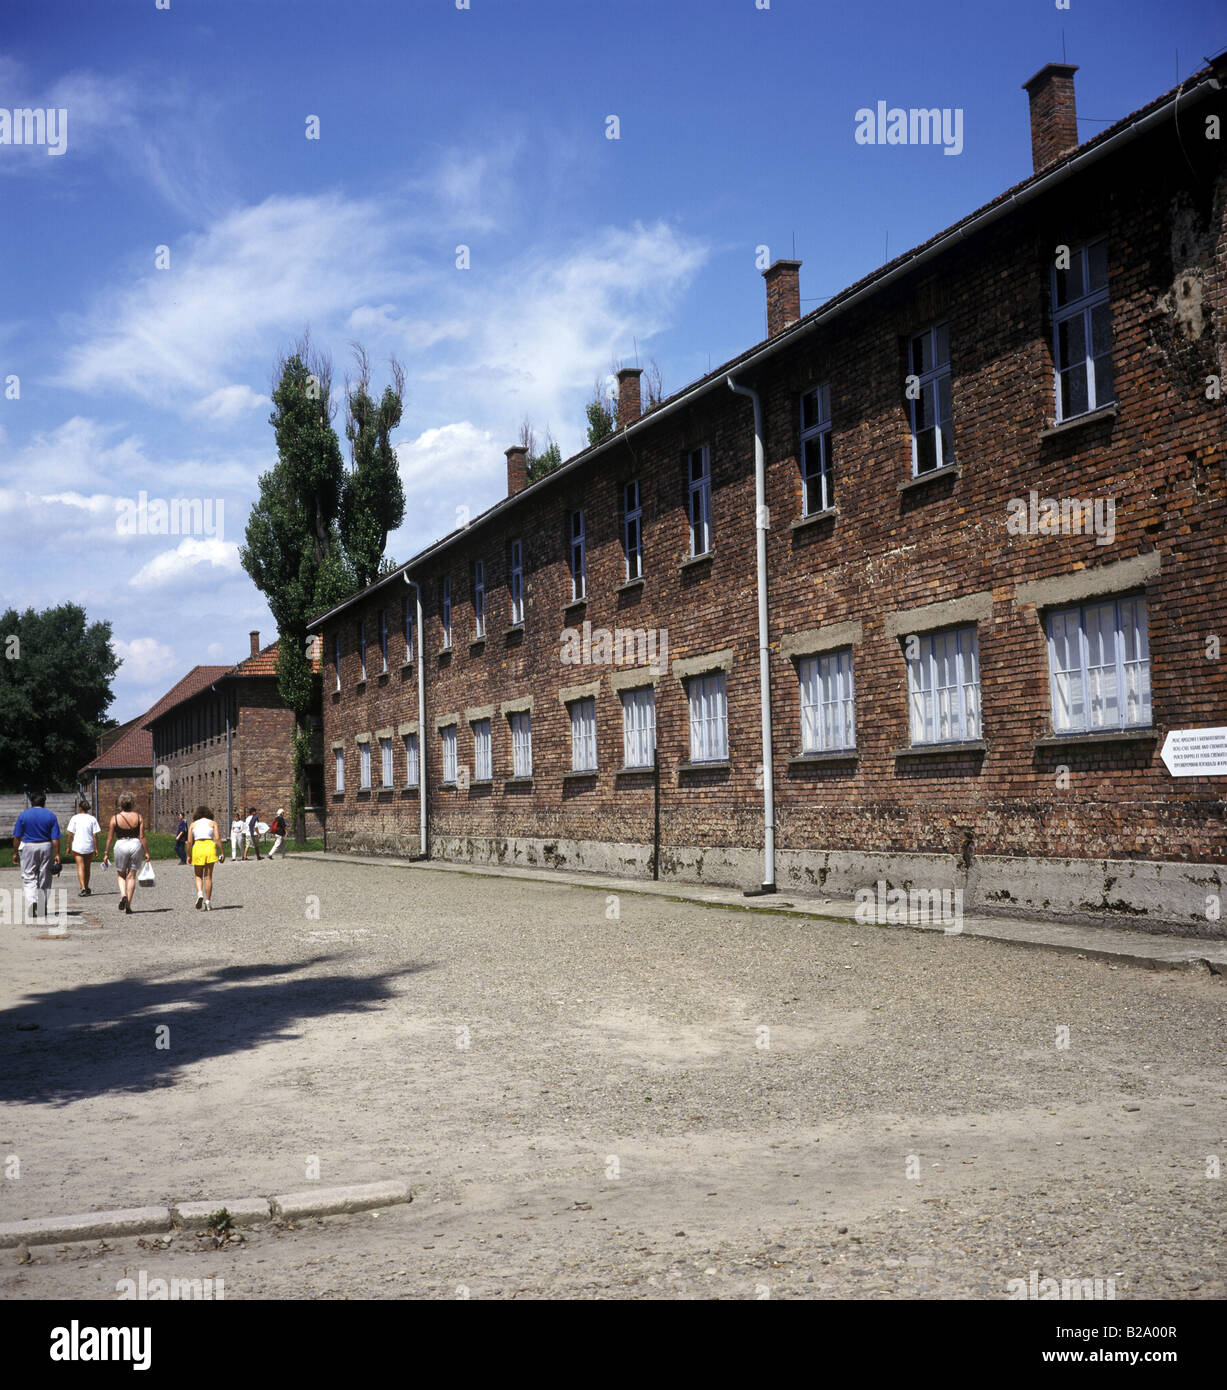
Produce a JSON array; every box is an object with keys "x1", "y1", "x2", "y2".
[{"x1": 1, "y1": 1182, "x2": 412, "y2": 1250}]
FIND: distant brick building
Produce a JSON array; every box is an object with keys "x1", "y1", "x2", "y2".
[
  {"x1": 145, "y1": 633, "x2": 324, "y2": 835},
  {"x1": 78, "y1": 667, "x2": 228, "y2": 829},
  {"x1": 310, "y1": 58, "x2": 1227, "y2": 933}
]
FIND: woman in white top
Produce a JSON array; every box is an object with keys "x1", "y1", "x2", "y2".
[
  {"x1": 187, "y1": 804, "x2": 224, "y2": 911},
  {"x1": 65, "y1": 799, "x2": 102, "y2": 897},
  {"x1": 230, "y1": 816, "x2": 244, "y2": 862}
]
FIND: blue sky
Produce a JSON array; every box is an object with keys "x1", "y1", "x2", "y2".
[{"x1": 1, "y1": 0, "x2": 1223, "y2": 723}]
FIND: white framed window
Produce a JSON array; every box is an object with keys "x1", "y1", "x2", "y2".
[
  {"x1": 569, "y1": 511, "x2": 586, "y2": 601},
  {"x1": 1047, "y1": 596, "x2": 1150, "y2": 734},
  {"x1": 404, "y1": 732, "x2": 419, "y2": 787},
  {"x1": 359, "y1": 620, "x2": 367, "y2": 681},
  {"x1": 379, "y1": 735, "x2": 393, "y2": 787},
  {"x1": 359, "y1": 741, "x2": 372, "y2": 789},
  {"x1": 472, "y1": 719, "x2": 492, "y2": 781},
  {"x1": 799, "y1": 649, "x2": 856, "y2": 752},
  {"x1": 441, "y1": 577, "x2": 452, "y2": 648},
  {"x1": 379, "y1": 609, "x2": 388, "y2": 673},
  {"x1": 687, "y1": 671, "x2": 728, "y2": 762},
  {"x1": 334, "y1": 747, "x2": 345, "y2": 792},
  {"x1": 906, "y1": 626, "x2": 981, "y2": 745},
  {"x1": 800, "y1": 384, "x2": 834, "y2": 515},
  {"x1": 334, "y1": 634, "x2": 341, "y2": 692},
  {"x1": 510, "y1": 711, "x2": 532, "y2": 777},
  {"x1": 441, "y1": 725, "x2": 458, "y2": 784},
  {"x1": 1052, "y1": 238, "x2": 1114, "y2": 421},
  {"x1": 908, "y1": 323, "x2": 953, "y2": 475},
  {"x1": 624, "y1": 480, "x2": 643, "y2": 580},
  {"x1": 509, "y1": 539, "x2": 524, "y2": 625},
  {"x1": 569, "y1": 697, "x2": 597, "y2": 771},
  {"x1": 687, "y1": 445, "x2": 711, "y2": 556},
  {"x1": 403, "y1": 593, "x2": 414, "y2": 662},
  {"x1": 620, "y1": 687, "x2": 656, "y2": 768},
  {"x1": 473, "y1": 560, "x2": 485, "y2": 638}
]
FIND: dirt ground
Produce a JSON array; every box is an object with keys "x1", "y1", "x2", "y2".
[{"x1": 1, "y1": 855, "x2": 1224, "y2": 1299}]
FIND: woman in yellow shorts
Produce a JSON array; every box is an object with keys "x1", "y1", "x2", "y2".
[{"x1": 186, "y1": 805, "x2": 224, "y2": 911}]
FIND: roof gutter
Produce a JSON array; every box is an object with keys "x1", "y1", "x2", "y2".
[{"x1": 307, "y1": 67, "x2": 1221, "y2": 633}]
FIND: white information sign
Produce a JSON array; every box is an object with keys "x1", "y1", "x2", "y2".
[{"x1": 1160, "y1": 728, "x2": 1227, "y2": 778}]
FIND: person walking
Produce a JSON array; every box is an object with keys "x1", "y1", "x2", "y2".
[
  {"x1": 11, "y1": 792, "x2": 62, "y2": 921},
  {"x1": 229, "y1": 814, "x2": 244, "y2": 862},
  {"x1": 268, "y1": 809, "x2": 287, "y2": 859},
  {"x1": 243, "y1": 807, "x2": 261, "y2": 861},
  {"x1": 174, "y1": 810, "x2": 188, "y2": 866},
  {"x1": 102, "y1": 792, "x2": 150, "y2": 914},
  {"x1": 65, "y1": 799, "x2": 102, "y2": 897},
  {"x1": 186, "y1": 805, "x2": 224, "y2": 910}
]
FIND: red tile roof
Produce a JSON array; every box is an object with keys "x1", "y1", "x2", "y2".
[
  {"x1": 78, "y1": 665, "x2": 231, "y2": 774},
  {"x1": 229, "y1": 635, "x2": 323, "y2": 678}
]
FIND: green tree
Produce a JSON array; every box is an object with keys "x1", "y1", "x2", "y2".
[
  {"x1": 585, "y1": 376, "x2": 615, "y2": 446},
  {"x1": 340, "y1": 346, "x2": 407, "y2": 590},
  {"x1": 241, "y1": 335, "x2": 353, "y2": 836},
  {"x1": 519, "y1": 419, "x2": 563, "y2": 483},
  {"x1": 0, "y1": 604, "x2": 119, "y2": 792}
]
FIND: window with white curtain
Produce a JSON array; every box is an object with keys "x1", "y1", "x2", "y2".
[
  {"x1": 359, "y1": 741, "x2": 372, "y2": 789},
  {"x1": 509, "y1": 540, "x2": 524, "y2": 625},
  {"x1": 1047, "y1": 597, "x2": 1150, "y2": 734},
  {"x1": 908, "y1": 323, "x2": 953, "y2": 475},
  {"x1": 403, "y1": 733, "x2": 419, "y2": 787},
  {"x1": 441, "y1": 577, "x2": 452, "y2": 648},
  {"x1": 687, "y1": 446, "x2": 711, "y2": 556},
  {"x1": 687, "y1": 671, "x2": 728, "y2": 762},
  {"x1": 379, "y1": 609, "x2": 388, "y2": 672},
  {"x1": 1052, "y1": 238, "x2": 1114, "y2": 421},
  {"x1": 379, "y1": 736, "x2": 393, "y2": 787},
  {"x1": 569, "y1": 512, "x2": 586, "y2": 601},
  {"x1": 473, "y1": 560, "x2": 485, "y2": 638},
  {"x1": 624, "y1": 480, "x2": 643, "y2": 580},
  {"x1": 441, "y1": 725, "x2": 458, "y2": 783},
  {"x1": 510, "y1": 712, "x2": 532, "y2": 777},
  {"x1": 334, "y1": 633, "x2": 341, "y2": 691},
  {"x1": 906, "y1": 627, "x2": 980, "y2": 745},
  {"x1": 359, "y1": 620, "x2": 367, "y2": 681},
  {"x1": 472, "y1": 719, "x2": 492, "y2": 781},
  {"x1": 403, "y1": 593, "x2": 414, "y2": 660},
  {"x1": 569, "y1": 697, "x2": 597, "y2": 771},
  {"x1": 799, "y1": 649, "x2": 856, "y2": 752},
  {"x1": 620, "y1": 687, "x2": 656, "y2": 768},
  {"x1": 334, "y1": 748, "x2": 344, "y2": 792}
]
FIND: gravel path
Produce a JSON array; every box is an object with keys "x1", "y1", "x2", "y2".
[{"x1": 1, "y1": 856, "x2": 1223, "y2": 1299}]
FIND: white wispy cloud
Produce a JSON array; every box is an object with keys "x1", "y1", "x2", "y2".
[
  {"x1": 112, "y1": 635, "x2": 178, "y2": 684},
  {"x1": 128, "y1": 537, "x2": 241, "y2": 589},
  {"x1": 192, "y1": 384, "x2": 270, "y2": 423}
]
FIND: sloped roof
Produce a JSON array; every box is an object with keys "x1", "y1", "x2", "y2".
[
  {"x1": 78, "y1": 665, "x2": 230, "y2": 774},
  {"x1": 230, "y1": 634, "x2": 323, "y2": 678}
]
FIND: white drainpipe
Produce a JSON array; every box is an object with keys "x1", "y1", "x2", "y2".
[
  {"x1": 404, "y1": 572, "x2": 427, "y2": 857},
  {"x1": 727, "y1": 375, "x2": 777, "y2": 893}
]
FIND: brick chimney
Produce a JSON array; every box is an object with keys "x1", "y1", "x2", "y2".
[
  {"x1": 763, "y1": 259, "x2": 802, "y2": 337},
  {"x1": 506, "y1": 445, "x2": 528, "y2": 496},
  {"x1": 616, "y1": 367, "x2": 643, "y2": 429},
  {"x1": 249, "y1": 630, "x2": 260, "y2": 658},
  {"x1": 1022, "y1": 63, "x2": 1079, "y2": 174}
]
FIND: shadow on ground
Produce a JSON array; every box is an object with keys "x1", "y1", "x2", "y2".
[{"x1": 0, "y1": 957, "x2": 433, "y2": 1106}]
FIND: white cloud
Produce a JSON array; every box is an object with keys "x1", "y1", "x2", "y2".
[
  {"x1": 192, "y1": 384, "x2": 270, "y2": 423},
  {"x1": 128, "y1": 537, "x2": 241, "y2": 590},
  {"x1": 112, "y1": 635, "x2": 177, "y2": 684}
]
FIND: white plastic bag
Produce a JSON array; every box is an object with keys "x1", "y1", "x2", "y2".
[{"x1": 137, "y1": 860, "x2": 156, "y2": 887}]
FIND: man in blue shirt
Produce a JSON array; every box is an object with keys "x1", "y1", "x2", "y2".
[{"x1": 12, "y1": 793, "x2": 62, "y2": 921}]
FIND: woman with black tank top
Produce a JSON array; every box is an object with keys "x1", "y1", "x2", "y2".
[{"x1": 101, "y1": 791, "x2": 150, "y2": 914}]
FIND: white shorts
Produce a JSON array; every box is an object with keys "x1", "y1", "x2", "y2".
[{"x1": 114, "y1": 839, "x2": 142, "y2": 874}]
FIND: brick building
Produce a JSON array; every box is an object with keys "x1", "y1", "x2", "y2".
[
  {"x1": 145, "y1": 634, "x2": 324, "y2": 836},
  {"x1": 77, "y1": 667, "x2": 227, "y2": 829},
  {"x1": 309, "y1": 59, "x2": 1227, "y2": 933}
]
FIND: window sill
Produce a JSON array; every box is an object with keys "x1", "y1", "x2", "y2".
[
  {"x1": 470, "y1": 778, "x2": 493, "y2": 787},
  {"x1": 897, "y1": 464, "x2": 959, "y2": 494},
  {"x1": 789, "y1": 507, "x2": 838, "y2": 531},
  {"x1": 677, "y1": 759, "x2": 730, "y2": 773},
  {"x1": 470, "y1": 637, "x2": 486, "y2": 653},
  {"x1": 563, "y1": 598, "x2": 587, "y2": 617},
  {"x1": 616, "y1": 577, "x2": 645, "y2": 593},
  {"x1": 440, "y1": 780, "x2": 458, "y2": 789},
  {"x1": 438, "y1": 645, "x2": 453, "y2": 656},
  {"x1": 563, "y1": 768, "x2": 598, "y2": 781},
  {"x1": 615, "y1": 764, "x2": 655, "y2": 776},
  {"x1": 331, "y1": 792, "x2": 344, "y2": 801},
  {"x1": 788, "y1": 750, "x2": 858, "y2": 766},
  {"x1": 401, "y1": 786, "x2": 420, "y2": 796},
  {"x1": 355, "y1": 680, "x2": 367, "y2": 692},
  {"x1": 679, "y1": 551, "x2": 714, "y2": 571},
  {"x1": 330, "y1": 690, "x2": 341, "y2": 701},
  {"x1": 377, "y1": 786, "x2": 394, "y2": 797},
  {"x1": 377, "y1": 670, "x2": 389, "y2": 684},
  {"x1": 1034, "y1": 728, "x2": 1156, "y2": 750},
  {"x1": 505, "y1": 775, "x2": 533, "y2": 786},
  {"x1": 400, "y1": 661, "x2": 413, "y2": 672},
  {"x1": 891, "y1": 739, "x2": 987, "y2": 758},
  {"x1": 505, "y1": 623, "x2": 525, "y2": 636},
  {"x1": 1039, "y1": 403, "x2": 1118, "y2": 440},
  {"x1": 356, "y1": 787, "x2": 372, "y2": 797}
]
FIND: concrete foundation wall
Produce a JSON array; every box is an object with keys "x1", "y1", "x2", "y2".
[{"x1": 329, "y1": 831, "x2": 1225, "y2": 937}]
